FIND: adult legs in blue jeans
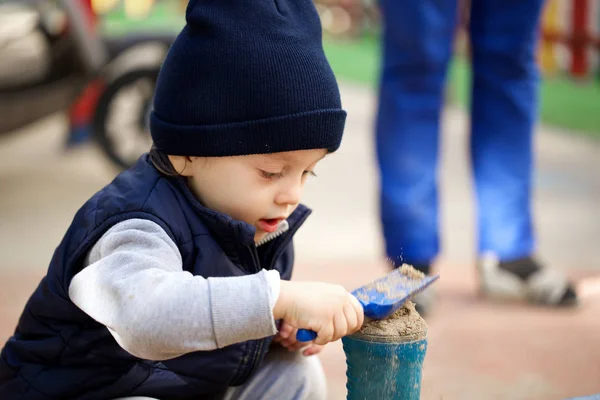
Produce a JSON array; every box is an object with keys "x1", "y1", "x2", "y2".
[
  {"x1": 376, "y1": 0, "x2": 577, "y2": 309},
  {"x1": 377, "y1": 0, "x2": 457, "y2": 268}
]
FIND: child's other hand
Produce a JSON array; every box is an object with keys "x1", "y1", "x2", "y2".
[
  {"x1": 273, "y1": 322, "x2": 302, "y2": 351},
  {"x1": 273, "y1": 280, "x2": 364, "y2": 346},
  {"x1": 273, "y1": 322, "x2": 324, "y2": 356}
]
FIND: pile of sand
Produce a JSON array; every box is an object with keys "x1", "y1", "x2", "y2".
[
  {"x1": 355, "y1": 264, "x2": 428, "y2": 343},
  {"x1": 357, "y1": 300, "x2": 427, "y2": 342}
]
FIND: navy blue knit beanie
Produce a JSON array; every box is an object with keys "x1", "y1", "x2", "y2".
[{"x1": 150, "y1": 0, "x2": 347, "y2": 157}]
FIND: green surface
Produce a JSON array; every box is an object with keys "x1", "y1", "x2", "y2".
[
  {"x1": 100, "y1": 2, "x2": 183, "y2": 36},
  {"x1": 323, "y1": 35, "x2": 382, "y2": 88},
  {"x1": 538, "y1": 76, "x2": 600, "y2": 137}
]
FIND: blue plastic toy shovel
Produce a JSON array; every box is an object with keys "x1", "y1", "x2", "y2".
[{"x1": 296, "y1": 268, "x2": 440, "y2": 342}]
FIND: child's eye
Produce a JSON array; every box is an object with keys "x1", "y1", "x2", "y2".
[
  {"x1": 259, "y1": 170, "x2": 284, "y2": 180},
  {"x1": 303, "y1": 170, "x2": 317, "y2": 178}
]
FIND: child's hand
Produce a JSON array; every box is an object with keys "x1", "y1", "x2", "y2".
[
  {"x1": 273, "y1": 322, "x2": 324, "y2": 356},
  {"x1": 273, "y1": 281, "x2": 364, "y2": 346}
]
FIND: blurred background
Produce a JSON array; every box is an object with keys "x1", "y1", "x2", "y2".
[{"x1": 0, "y1": 0, "x2": 598, "y2": 399}]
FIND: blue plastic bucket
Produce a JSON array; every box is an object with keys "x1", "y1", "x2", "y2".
[{"x1": 342, "y1": 332, "x2": 427, "y2": 400}]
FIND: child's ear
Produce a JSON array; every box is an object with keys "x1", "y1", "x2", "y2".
[{"x1": 167, "y1": 155, "x2": 194, "y2": 177}]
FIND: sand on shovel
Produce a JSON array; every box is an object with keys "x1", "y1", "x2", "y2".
[{"x1": 355, "y1": 264, "x2": 428, "y2": 343}]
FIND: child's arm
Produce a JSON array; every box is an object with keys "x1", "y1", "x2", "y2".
[{"x1": 68, "y1": 219, "x2": 280, "y2": 360}]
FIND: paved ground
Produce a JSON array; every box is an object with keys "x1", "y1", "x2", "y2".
[{"x1": 1, "y1": 82, "x2": 599, "y2": 399}]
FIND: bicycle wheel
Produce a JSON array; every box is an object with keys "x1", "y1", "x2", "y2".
[{"x1": 93, "y1": 67, "x2": 158, "y2": 170}]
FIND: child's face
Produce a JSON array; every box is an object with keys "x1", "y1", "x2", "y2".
[{"x1": 170, "y1": 149, "x2": 327, "y2": 243}]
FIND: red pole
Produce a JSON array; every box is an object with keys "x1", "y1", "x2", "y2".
[
  {"x1": 66, "y1": 0, "x2": 103, "y2": 142},
  {"x1": 570, "y1": 0, "x2": 588, "y2": 78},
  {"x1": 79, "y1": 0, "x2": 98, "y2": 29}
]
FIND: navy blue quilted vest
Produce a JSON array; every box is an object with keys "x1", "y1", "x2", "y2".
[{"x1": 0, "y1": 155, "x2": 310, "y2": 400}]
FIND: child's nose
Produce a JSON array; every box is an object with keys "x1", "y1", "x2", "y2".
[{"x1": 275, "y1": 182, "x2": 302, "y2": 207}]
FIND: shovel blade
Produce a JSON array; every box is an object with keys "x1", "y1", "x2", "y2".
[{"x1": 352, "y1": 270, "x2": 439, "y2": 319}]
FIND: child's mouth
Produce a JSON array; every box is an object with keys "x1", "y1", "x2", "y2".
[{"x1": 257, "y1": 218, "x2": 282, "y2": 233}]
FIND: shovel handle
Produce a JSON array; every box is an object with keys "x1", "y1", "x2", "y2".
[{"x1": 296, "y1": 329, "x2": 317, "y2": 342}]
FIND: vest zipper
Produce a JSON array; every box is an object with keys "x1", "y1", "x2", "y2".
[
  {"x1": 247, "y1": 220, "x2": 289, "y2": 273},
  {"x1": 256, "y1": 220, "x2": 289, "y2": 246},
  {"x1": 235, "y1": 337, "x2": 267, "y2": 385},
  {"x1": 267, "y1": 211, "x2": 310, "y2": 271},
  {"x1": 241, "y1": 210, "x2": 311, "y2": 381},
  {"x1": 250, "y1": 247, "x2": 261, "y2": 273}
]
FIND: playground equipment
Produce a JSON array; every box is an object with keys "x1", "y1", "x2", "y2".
[{"x1": 540, "y1": 0, "x2": 600, "y2": 80}]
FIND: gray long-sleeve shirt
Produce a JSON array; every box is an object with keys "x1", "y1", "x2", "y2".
[{"x1": 68, "y1": 219, "x2": 281, "y2": 361}]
